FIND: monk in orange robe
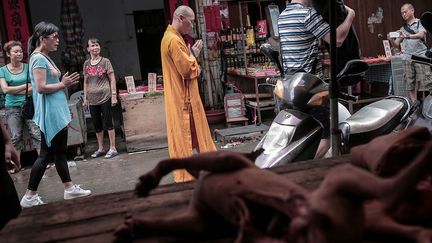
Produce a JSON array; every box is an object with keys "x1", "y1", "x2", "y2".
[{"x1": 161, "y1": 5, "x2": 216, "y2": 182}]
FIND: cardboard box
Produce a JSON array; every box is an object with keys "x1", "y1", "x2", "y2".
[{"x1": 121, "y1": 93, "x2": 167, "y2": 152}]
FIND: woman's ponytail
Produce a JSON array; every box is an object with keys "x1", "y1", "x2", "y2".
[
  {"x1": 27, "y1": 21, "x2": 59, "y2": 58},
  {"x1": 27, "y1": 35, "x2": 38, "y2": 58}
]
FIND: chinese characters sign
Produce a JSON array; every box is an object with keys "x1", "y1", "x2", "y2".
[{"x1": 2, "y1": 0, "x2": 31, "y2": 61}]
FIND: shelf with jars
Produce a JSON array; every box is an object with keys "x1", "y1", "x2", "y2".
[
  {"x1": 220, "y1": 16, "x2": 279, "y2": 77},
  {"x1": 219, "y1": 0, "x2": 284, "y2": 124}
]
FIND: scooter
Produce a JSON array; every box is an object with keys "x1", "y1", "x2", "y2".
[{"x1": 254, "y1": 44, "x2": 413, "y2": 168}]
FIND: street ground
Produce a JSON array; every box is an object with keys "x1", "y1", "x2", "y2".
[{"x1": 10, "y1": 121, "x2": 266, "y2": 204}]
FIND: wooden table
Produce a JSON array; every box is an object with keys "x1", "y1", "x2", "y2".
[
  {"x1": 0, "y1": 156, "x2": 394, "y2": 242},
  {"x1": 227, "y1": 73, "x2": 278, "y2": 124}
]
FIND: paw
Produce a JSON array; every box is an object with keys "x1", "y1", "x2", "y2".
[
  {"x1": 114, "y1": 217, "x2": 135, "y2": 242},
  {"x1": 135, "y1": 172, "x2": 159, "y2": 197}
]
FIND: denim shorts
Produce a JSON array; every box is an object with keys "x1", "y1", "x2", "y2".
[{"x1": 5, "y1": 107, "x2": 41, "y2": 150}]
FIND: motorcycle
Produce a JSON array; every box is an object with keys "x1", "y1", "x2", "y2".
[{"x1": 254, "y1": 44, "x2": 413, "y2": 168}]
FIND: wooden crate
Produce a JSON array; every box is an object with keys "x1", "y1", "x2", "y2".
[{"x1": 120, "y1": 93, "x2": 167, "y2": 152}]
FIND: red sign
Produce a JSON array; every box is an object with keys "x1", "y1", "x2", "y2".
[
  {"x1": 203, "y1": 5, "x2": 221, "y2": 32},
  {"x1": 257, "y1": 20, "x2": 268, "y2": 38},
  {"x1": 2, "y1": 0, "x2": 31, "y2": 61},
  {"x1": 168, "y1": 0, "x2": 190, "y2": 22}
]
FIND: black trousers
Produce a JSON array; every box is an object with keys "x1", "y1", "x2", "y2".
[
  {"x1": 27, "y1": 127, "x2": 71, "y2": 191},
  {"x1": 0, "y1": 126, "x2": 21, "y2": 230},
  {"x1": 89, "y1": 99, "x2": 114, "y2": 133}
]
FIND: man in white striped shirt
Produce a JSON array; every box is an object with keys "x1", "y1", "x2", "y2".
[
  {"x1": 279, "y1": 0, "x2": 355, "y2": 76},
  {"x1": 278, "y1": 0, "x2": 355, "y2": 158}
]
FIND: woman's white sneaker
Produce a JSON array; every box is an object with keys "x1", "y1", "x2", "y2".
[
  {"x1": 64, "y1": 184, "x2": 92, "y2": 200},
  {"x1": 20, "y1": 194, "x2": 45, "y2": 208}
]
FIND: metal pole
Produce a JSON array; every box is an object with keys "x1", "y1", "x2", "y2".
[
  {"x1": 329, "y1": 0, "x2": 340, "y2": 156},
  {"x1": 195, "y1": 0, "x2": 214, "y2": 107}
]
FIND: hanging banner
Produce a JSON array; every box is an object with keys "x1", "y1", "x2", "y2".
[
  {"x1": 168, "y1": 0, "x2": 190, "y2": 22},
  {"x1": 203, "y1": 5, "x2": 221, "y2": 33},
  {"x1": 2, "y1": 0, "x2": 31, "y2": 61}
]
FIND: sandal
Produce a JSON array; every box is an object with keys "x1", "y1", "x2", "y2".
[
  {"x1": 91, "y1": 150, "x2": 105, "y2": 158},
  {"x1": 104, "y1": 150, "x2": 119, "y2": 159}
]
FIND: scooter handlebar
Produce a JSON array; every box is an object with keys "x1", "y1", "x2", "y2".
[{"x1": 339, "y1": 92, "x2": 358, "y2": 102}]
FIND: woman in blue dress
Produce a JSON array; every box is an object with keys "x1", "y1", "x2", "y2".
[{"x1": 20, "y1": 22, "x2": 92, "y2": 208}]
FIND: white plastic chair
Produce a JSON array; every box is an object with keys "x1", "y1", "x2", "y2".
[{"x1": 69, "y1": 91, "x2": 91, "y2": 119}]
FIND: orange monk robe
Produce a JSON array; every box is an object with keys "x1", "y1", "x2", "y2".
[{"x1": 161, "y1": 25, "x2": 217, "y2": 183}]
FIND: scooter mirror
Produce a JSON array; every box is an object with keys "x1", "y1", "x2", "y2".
[
  {"x1": 260, "y1": 43, "x2": 284, "y2": 75},
  {"x1": 421, "y1": 11, "x2": 432, "y2": 33},
  {"x1": 337, "y1": 59, "x2": 369, "y2": 87}
]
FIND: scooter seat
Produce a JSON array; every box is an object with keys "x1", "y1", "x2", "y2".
[
  {"x1": 339, "y1": 97, "x2": 409, "y2": 152},
  {"x1": 343, "y1": 99, "x2": 406, "y2": 134}
]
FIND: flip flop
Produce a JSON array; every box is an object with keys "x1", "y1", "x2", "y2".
[
  {"x1": 104, "y1": 150, "x2": 118, "y2": 159},
  {"x1": 91, "y1": 150, "x2": 105, "y2": 158}
]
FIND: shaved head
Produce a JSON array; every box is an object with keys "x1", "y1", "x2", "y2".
[
  {"x1": 172, "y1": 5, "x2": 195, "y2": 35},
  {"x1": 173, "y1": 5, "x2": 193, "y2": 19}
]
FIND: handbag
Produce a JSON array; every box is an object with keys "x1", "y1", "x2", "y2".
[{"x1": 21, "y1": 71, "x2": 34, "y2": 120}]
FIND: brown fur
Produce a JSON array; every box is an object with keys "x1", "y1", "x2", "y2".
[{"x1": 115, "y1": 127, "x2": 432, "y2": 243}]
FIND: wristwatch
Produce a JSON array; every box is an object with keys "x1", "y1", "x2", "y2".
[{"x1": 112, "y1": 91, "x2": 117, "y2": 95}]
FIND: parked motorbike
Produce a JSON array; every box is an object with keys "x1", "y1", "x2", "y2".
[{"x1": 254, "y1": 44, "x2": 413, "y2": 168}]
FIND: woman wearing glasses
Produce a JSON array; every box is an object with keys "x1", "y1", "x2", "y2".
[{"x1": 20, "y1": 21, "x2": 91, "y2": 208}]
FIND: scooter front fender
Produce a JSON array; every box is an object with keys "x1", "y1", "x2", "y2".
[{"x1": 255, "y1": 109, "x2": 322, "y2": 168}]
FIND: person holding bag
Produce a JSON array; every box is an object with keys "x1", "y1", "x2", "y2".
[
  {"x1": 20, "y1": 21, "x2": 91, "y2": 208},
  {"x1": 0, "y1": 41, "x2": 41, "y2": 173}
]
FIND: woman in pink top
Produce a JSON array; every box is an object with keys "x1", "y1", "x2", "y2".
[{"x1": 82, "y1": 38, "x2": 118, "y2": 159}]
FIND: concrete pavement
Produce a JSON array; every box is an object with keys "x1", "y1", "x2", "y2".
[{"x1": 10, "y1": 132, "x2": 262, "y2": 204}]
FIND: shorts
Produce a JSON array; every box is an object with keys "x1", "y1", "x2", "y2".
[
  {"x1": 404, "y1": 59, "x2": 432, "y2": 92},
  {"x1": 5, "y1": 107, "x2": 41, "y2": 150},
  {"x1": 89, "y1": 99, "x2": 114, "y2": 133}
]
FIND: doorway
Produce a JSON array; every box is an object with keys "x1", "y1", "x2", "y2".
[{"x1": 134, "y1": 9, "x2": 166, "y2": 78}]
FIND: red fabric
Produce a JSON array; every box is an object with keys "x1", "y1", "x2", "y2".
[
  {"x1": 2, "y1": 0, "x2": 31, "y2": 61},
  {"x1": 351, "y1": 126, "x2": 432, "y2": 225}
]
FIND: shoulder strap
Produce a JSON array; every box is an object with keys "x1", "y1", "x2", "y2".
[
  {"x1": 403, "y1": 23, "x2": 417, "y2": 35},
  {"x1": 25, "y1": 64, "x2": 30, "y2": 97}
]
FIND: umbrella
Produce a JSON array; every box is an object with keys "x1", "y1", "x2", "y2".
[{"x1": 60, "y1": 0, "x2": 86, "y2": 74}]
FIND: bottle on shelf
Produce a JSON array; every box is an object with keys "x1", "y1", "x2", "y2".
[
  {"x1": 246, "y1": 15, "x2": 255, "y2": 47},
  {"x1": 227, "y1": 28, "x2": 233, "y2": 44},
  {"x1": 220, "y1": 29, "x2": 226, "y2": 43}
]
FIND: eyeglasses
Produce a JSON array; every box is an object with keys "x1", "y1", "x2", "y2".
[{"x1": 45, "y1": 33, "x2": 59, "y2": 40}]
